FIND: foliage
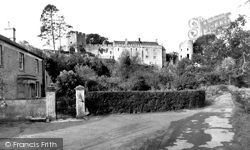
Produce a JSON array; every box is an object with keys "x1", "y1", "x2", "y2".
[
  {"x1": 45, "y1": 53, "x2": 67, "y2": 82},
  {"x1": 85, "y1": 90, "x2": 205, "y2": 115},
  {"x1": 174, "y1": 72, "x2": 199, "y2": 90},
  {"x1": 131, "y1": 76, "x2": 151, "y2": 91},
  {"x1": 19, "y1": 40, "x2": 45, "y2": 58},
  {"x1": 56, "y1": 70, "x2": 83, "y2": 99},
  {"x1": 86, "y1": 33, "x2": 110, "y2": 44},
  {"x1": 193, "y1": 34, "x2": 216, "y2": 54},
  {"x1": 176, "y1": 58, "x2": 193, "y2": 76},
  {"x1": 38, "y1": 4, "x2": 73, "y2": 50},
  {"x1": 115, "y1": 50, "x2": 141, "y2": 80},
  {"x1": 216, "y1": 57, "x2": 236, "y2": 84},
  {"x1": 75, "y1": 65, "x2": 96, "y2": 80},
  {"x1": 45, "y1": 53, "x2": 111, "y2": 82}
]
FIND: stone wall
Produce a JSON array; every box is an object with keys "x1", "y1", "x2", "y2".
[{"x1": 0, "y1": 98, "x2": 46, "y2": 121}]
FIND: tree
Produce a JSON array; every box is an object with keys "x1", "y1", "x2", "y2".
[
  {"x1": 19, "y1": 40, "x2": 45, "y2": 58},
  {"x1": 216, "y1": 57, "x2": 236, "y2": 84},
  {"x1": 193, "y1": 34, "x2": 216, "y2": 54},
  {"x1": 38, "y1": 4, "x2": 73, "y2": 51},
  {"x1": 86, "y1": 34, "x2": 110, "y2": 44}
]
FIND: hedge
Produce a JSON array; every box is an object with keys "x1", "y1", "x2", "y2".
[{"x1": 85, "y1": 90, "x2": 205, "y2": 115}]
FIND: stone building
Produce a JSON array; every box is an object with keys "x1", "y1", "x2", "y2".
[
  {"x1": 112, "y1": 38, "x2": 166, "y2": 67},
  {"x1": 179, "y1": 40, "x2": 193, "y2": 60},
  {"x1": 0, "y1": 34, "x2": 48, "y2": 99},
  {"x1": 67, "y1": 31, "x2": 86, "y2": 53},
  {"x1": 66, "y1": 31, "x2": 166, "y2": 68}
]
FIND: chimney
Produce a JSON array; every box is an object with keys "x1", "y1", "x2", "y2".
[
  {"x1": 125, "y1": 38, "x2": 128, "y2": 45},
  {"x1": 156, "y1": 39, "x2": 158, "y2": 43},
  {"x1": 13, "y1": 28, "x2": 16, "y2": 42},
  {"x1": 138, "y1": 38, "x2": 141, "y2": 42}
]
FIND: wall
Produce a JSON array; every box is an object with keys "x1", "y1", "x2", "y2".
[
  {"x1": 113, "y1": 44, "x2": 164, "y2": 68},
  {"x1": 0, "y1": 40, "x2": 44, "y2": 99},
  {"x1": 67, "y1": 32, "x2": 86, "y2": 52},
  {"x1": 0, "y1": 98, "x2": 46, "y2": 121},
  {"x1": 179, "y1": 40, "x2": 193, "y2": 60}
]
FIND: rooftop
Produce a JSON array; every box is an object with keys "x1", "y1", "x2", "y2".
[
  {"x1": 114, "y1": 41, "x2": 159, "y2": 46},
  {"x1": 0, "y1": 34, "x2": 44, "y2": 59}
]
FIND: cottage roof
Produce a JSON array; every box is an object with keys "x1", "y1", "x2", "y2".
[
  {"x1": 114, "y1": 41, "x2": 159, "y2": 46},
  {"x1": 0, "y1": 34, "x2": 44, "y2": 59}
]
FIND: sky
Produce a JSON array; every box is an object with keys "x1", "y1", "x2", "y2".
[{"x1": 0, "y1": 0, "x2": 249, "y2": 53}]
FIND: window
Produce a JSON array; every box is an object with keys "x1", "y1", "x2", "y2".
[
  {"x1": 146, "y1": 55, "x2": 148, "y2": 58},
  {"x1": 181, "y1": 49, "x2": 182, "y2": 51},
  {"x1": 180, "y1": 55, "x2": 182, "y2": 59},
  {"x1": 19, "y1": 52, "x2": 24, "y2": 70},
  {"x1": 187, "y1": 48, "x2": 189, "y2": 51},
  {"x1": 110, "y1": 51, "x2": 112, "y2": 54},
  {"x1": 35, "y1": 59, "x2": 39, "y2": 73},
  {"x1": 35, "y1": 81, "x2": 39, "y2": 97},
  {"x1": 187, "y1": 54, "x2": 190, "y2": 59},
  {"x1": 153, "y1": 56, "x2": 156, "y2": 59},
  {"x1": 118, "y1": 48, "x2": 119, "y2": 51},
  {"x1": 0, "y1": 45, "x2": 2, "y2": 67}
]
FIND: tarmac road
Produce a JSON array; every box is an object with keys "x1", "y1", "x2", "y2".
[
  {"x1": 136, "y1": 93, "x2": 243, "y2": 150},
  {"x1": 0, "y1": 93, "x2": 240, "y2": 150}
]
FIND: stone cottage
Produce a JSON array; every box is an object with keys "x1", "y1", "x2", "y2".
[{"x1": 0, "y1": 34, "x2": 48, "y2": 99}]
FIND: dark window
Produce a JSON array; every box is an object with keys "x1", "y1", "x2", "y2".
[
  {"x1": 35, "y1": 59, "x2": 39, "y2": 73},
  {"x1": 0, "y1": 45, "x2": 2, "y2": 67},
  {"x1": 35, "y1": 82, "x2": 39, "y2": 97},
  {"x1": 153, "y1": 56, "x2": 156, "y2": 59},
  {"x1": 180, "y1": 55, "x2": 182, "y2": 59},
  {"x1": 187, "y1": 48, "x2": 189, "y2": 51},
  {"x1": 19, "y1": 52, "x2": 24, "y2": 70},
  {"x1": 187, "y1": 54, "x2": 189, "y2": 59}
]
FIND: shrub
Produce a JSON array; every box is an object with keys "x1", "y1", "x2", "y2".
[
  {"x1": 85, "y1": 90, "x2": 205, "y2": 115},
  {"x1": 174, "y1": 73, "x2": 199, "y2": 90}
]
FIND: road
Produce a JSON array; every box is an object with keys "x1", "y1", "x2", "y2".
[{"x1": 0, "y1": 93, "x2": 241, "y2": 150}]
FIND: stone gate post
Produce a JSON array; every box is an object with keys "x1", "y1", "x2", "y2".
[
  {"x1": 46, "y1": 86, "x2": 56, "y2": 121},
  {"x1": 75, "y1": 85, "x2": 88, "y2": 119}
]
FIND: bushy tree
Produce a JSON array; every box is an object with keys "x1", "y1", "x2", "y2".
[{"x1": 86, "y1": 34, "x2": 110, "y2": 44}]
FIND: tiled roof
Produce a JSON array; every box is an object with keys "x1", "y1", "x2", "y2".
[
  {"x1": 0, "y1": 34, "x2": 44, "y2": 59},
  {"x1": 114, "y1": 41, "x2": 159, "y2": 46}
]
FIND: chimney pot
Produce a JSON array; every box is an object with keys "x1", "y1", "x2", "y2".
[
  {"x1": 125, "y1": 38, "x2": 128, "y2": 45},
  {"x1": 138, "y1": 38, "x2": 141, "y2": 42}
]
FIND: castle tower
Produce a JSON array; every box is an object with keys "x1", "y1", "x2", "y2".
[
  {"x1": 67, "y1": 31, "x2": 86, "y2": 53},
  {"x1": 179, "y1": 40, "x2": 193, "y2": 60}
]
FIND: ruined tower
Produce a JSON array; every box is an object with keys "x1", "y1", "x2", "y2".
[{"x1": 67, "y1": 31, "x2": 86, "y2": 53}]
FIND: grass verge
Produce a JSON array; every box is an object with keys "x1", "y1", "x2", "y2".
[{"x1": 230, "y1": 88, "x2": 250, "y2": 149}]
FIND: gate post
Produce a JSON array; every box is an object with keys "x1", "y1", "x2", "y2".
[
  {"x1": 46, "y1": 86, "x2": 56, "y2": 121},
  {"x1": 75, "y1": 85, "x2": 88, "y2": 119}
]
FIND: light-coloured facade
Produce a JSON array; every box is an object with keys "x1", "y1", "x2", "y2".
[
  {"x1": 112, "y1": 39, "x2": 165, "y2": 68},
  {"x1": 179, "y1": 40, "x2": 193, "y2": 60},
  {"x1": 66, "y1": 32, "x2": 166, "y2": 68}
]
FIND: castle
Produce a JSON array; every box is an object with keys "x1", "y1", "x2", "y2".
[{"x1": 66, "y1": 31, "x2": 168, "y2": 68}]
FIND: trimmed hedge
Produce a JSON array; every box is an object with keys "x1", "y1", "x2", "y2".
[{"x1": 85, "y1": 90, "x2": 205, "y2": 115}]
